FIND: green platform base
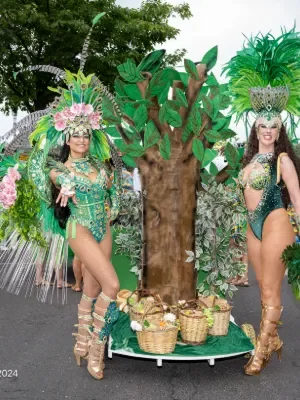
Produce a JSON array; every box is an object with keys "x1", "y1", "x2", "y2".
[{"x1": 109, "y1": 313, "x2": 254, "y2": 364}]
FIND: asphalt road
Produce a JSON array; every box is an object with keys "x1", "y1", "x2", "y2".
[{"x1": 0, "y1": 268, "x2": 299, "y2": 400}]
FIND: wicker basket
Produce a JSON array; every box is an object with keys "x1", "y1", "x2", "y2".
[
  {"x1": 127, "y1": 289, "x2": 164, "y2": 324},
  {"x1": 136, "y1": 305, "x2": 178, "y2": 354},
  {"x1": 209, "y1": 298, "x2": 232, "y2": 336},
  {"x1": 179, "y1": 301, "x2": 209, "y2": 345}
]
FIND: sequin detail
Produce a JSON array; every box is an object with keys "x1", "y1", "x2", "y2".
[
  {"x1": 237, "y1": 153, "x2": 284, "y2": 240},
  {"x1": 98, "y1": 302, "x2": 120, "y2": 341}
]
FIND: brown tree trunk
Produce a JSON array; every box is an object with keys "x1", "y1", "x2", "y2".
[{"x1": 140, "y1": 148, "x2": 199, "y2": 304}]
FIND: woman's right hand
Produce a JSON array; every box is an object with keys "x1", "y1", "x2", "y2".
[{"x1": 56, "y1": 187, "x2": 77, "y2": 207}]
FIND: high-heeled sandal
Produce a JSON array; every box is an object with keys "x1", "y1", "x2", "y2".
[
  {"x1": 73, "y1": 294, "x2": 96, "y2": 366},
  {"x1": 245, "y1": 304, "x2": 283, "y2": 375},
  {"x1": 262, "y1": 304, "x2": 283, "y2": 364},
  {"x1": 87, "y1": 292, "x2": 119, "y2": 380}
]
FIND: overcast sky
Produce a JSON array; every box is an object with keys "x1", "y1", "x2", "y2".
[{"x1": 1, "y1": 0, "x2": 299, "y2": 139}]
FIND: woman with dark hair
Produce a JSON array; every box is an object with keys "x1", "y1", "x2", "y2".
[
  {"x1": 223, "y1": 29, "x2": 300, "y2": 376},
  {"x1": 237, "y1": 101, "x2": 300, "y2": 375}
]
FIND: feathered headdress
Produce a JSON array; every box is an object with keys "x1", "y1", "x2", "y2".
[{"x1": 222, "y1": 27, "x2": 300, "y2": 135}]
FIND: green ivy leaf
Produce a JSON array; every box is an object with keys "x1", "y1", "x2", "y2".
[
  {"x1": 184, "y1": 59, "x2": 199, "y2": 80},
  {"x1": 202, "y1": 96, "x2": 213, "y2": 119},
  {"x1": 189, "y1": 107, "x2": 202, "y2": 133},
  {"x1": 204, "y1": 130, "x2": 222, "y2": 143},
  {"x1": 201, "y1": 46, "x2": 218, "y2": 71},
  {"x1": 225, "y1": 142, "x2": 239, "y2": 169},
  {"x1": 133, "y1": 104, "x2": 148, "y2": 132},
  {"x1": 175, "y1": 88, "x2": 188, "y2": 107},
  {"x1": 148, "y1": 68, "x2": 180, "y2": 97},
  {"x1": 122, "y1": 154, "x2": 137, "y2": 168},
  {"x1": 192, "y1": 138, "x2": 205, "y2": 161},
  {"x1": 117, "y1": 60, "x2": 144, "y2": 83},
  {"x1": 144, "y1": 121, "x2": 160, "y2": 149},
  {"x1": 159, "y1": 135, "x2": 171, "y2": 160}
]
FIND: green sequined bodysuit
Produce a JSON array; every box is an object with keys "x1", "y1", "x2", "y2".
[
  {"x1": 237, "y1": 153, "x2": 284, "y2": 240},
  {"x1": 51, "y1": 158, "x2": 119, "y2": 243}
]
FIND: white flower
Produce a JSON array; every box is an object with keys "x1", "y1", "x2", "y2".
[
  {"x1": 130, "y1": 320, "x2": 143, "y2": 332},
  {"x1": 164, "y1": 313, "x2": 176, "y2": 323}
]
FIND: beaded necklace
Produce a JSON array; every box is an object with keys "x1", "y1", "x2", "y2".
[{"x1": 68, "y1": 155, "x2": 94, "y2": 177}]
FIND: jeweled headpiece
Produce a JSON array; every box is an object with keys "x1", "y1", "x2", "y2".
[{"x1": 222, "y1": 28, "x2": 300, "y2": 136}]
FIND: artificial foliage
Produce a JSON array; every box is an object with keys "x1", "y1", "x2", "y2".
[
  {"x1": 0, "y1": 178, "x2": 47, "y2": 247},
  {"x1": 281, "y1": 243, "x2": 300, "y2": 300},
  {"x1": 114, "y1": 191, "x2": 143, "y2": 280},
  {"x1": 186, "y1": 182, "x2": 247, "y2": 298}
]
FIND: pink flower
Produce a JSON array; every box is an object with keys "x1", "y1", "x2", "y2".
[
  {"x1": 89, "y1": 111, "x2": 100, "y2": 122},
  {"x1": 2, "y1": 174, "x2": 15, "y2": 186},
  {"x1": 90, "y1": 121, "x2": 100, "y2": 130},
  {"x1": 8, "y1": 165, "x2": 21, "y2": 181},
  {"x1": 70, "y1": 103, "x2": 84, "y2": 115},
  {"x1": 55, "y1": 120, "x2": 67, "y2": 131},
  {"x1": 61, "y1": 108, "x2": 75, "y2": 121},
  {"x1": 54, "y1": 112, "x2": 64, "y2": 122},
  {"x1": 83, "y1": 104, "x2": 94, "y2": 115}
]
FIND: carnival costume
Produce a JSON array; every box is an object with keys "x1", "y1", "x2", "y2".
[
  {"x1": 0, "y1": 13, "x2": 124, "y2": 379},
  {"x1": 223, "y1": 28, "x2": 300, "y2": 376}
]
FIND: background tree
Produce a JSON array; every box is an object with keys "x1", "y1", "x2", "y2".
[
  {"x1": 0, "y1": 0, "x2": 191, "y2": 114},
  {"x1": 105, "y1": 50, "x2": 241, "y2": 304}
]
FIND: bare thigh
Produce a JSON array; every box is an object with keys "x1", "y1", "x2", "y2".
[
  {"x1": 83, "y1": 224, "x2": 113, "y2": 296},
  {"x1": 68, "y1": 224, "x2": 119, "y2": 297},
  {"x1": 247, "y1": 224, "x2": 262, "y2": 284},
  {"x1": 260, "y1": 209, "x2": 294, "y2": 299}
]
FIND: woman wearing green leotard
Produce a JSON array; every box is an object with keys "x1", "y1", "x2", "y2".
[
  {"x1": 238, "y1": 108, "x2": 300, "y2": 376},
  {"x1": 49, "y1": 131, "x2": 120, "y2": 380}
]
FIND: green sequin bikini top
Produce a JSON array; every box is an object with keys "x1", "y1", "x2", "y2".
[{"x1": 238, "y1": 153, "x2": 273, "y2": 191}]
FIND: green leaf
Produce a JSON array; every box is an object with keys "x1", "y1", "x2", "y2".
[
  {"x1": 102, "y1": 97, "x2": 121, "y2": 124},
  {"x1": 192, "y1": 138, "x2": 205, "y2": 161},
  {"x1": 202, "y1": 96, "x2": 213, "y2": 119},
  {"x1": 159, "y1": 135, "x2": 171, "y2": 160},
  {"x1": 204, "y1": 130, "x2": 222, "y2": 143},
  {"x1": 157, "y1": 85, "x2": 170, "y2": 104},
  {"x1": 238, "y1": 147, "x2": 245, "y2": 161},
  {"x1": 221, "y1": 128, "x2": 236, "y2": 140},
  {"x1": 122, "y1": 154, "x2": 137, "y2": 168},
  {"x1": 137, "y1": 50, "x2": 166, "y2": 74},
  {"x1": 92, "y1": 12, "x2": 106, "y2": 26},
  {"x1": 175, "y1": 88, "x2": 188, "y2": 107},
  {"x1": 211, "y1": 95, "x2": 220, "y2": 120},
  {"x1": 202, "y1": 149, "x2": 218, "y2": 168},
  {"x1": 144, "y1": 121, "x2": 160, "y2": 149},
  {"x1": 143, "y1": 320, "x2": 150, "y2": 328},
  {"x1": 182, "y1": 125, "x2": 192, "y2": 143},
  {"x1": 105, "y1": 126, "x2": 121, "y2": 139},
  {"x1": 114, "y1": 139, "x2": 127, "y2": 153},
  {"x1": 189, "y1": 108, "x2": 202, "y2": 133},
  {"x1": 124, "y1": 84, "x2": 142, "y2": 100},
  {"x1": 117, "y1": 60, "x2": 144, "y2": 83},
  {"x1": 212, "y1": 118, "x2": 227, "y2": 131},
  {"x1": 133, "y1": 104, "x2": 148, "y2": 132},
  {"x1": 184, "y1": 59, "x2": 199, "y2": 80},
  {"x1": 206, "y1": 73, "x2": 219, "y2": 87},
  {"x1": 114, "y1": 78, "x2": 127, "y2": 97},
  {"x1": 179, "y1": 72, "x2": 189, "y2": 87},
  {"x1": 148, "y1": 68, "x2": 180, "y2": 97},
  {"x1": 209, "y1": 162, "x2": 219, "y2": 176},
  {"x1": 201, "y1": 46, "x2": 218, "y2": 71},
  {"x1": 159, "y1": 103, "x2": 182, "y2": 127},
  {"x1": 225, "y1": 142, "x2": 239, "y2": 169},
  {"x1": 125, "y1": 143, "x2": 145, "y2": 158}
]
